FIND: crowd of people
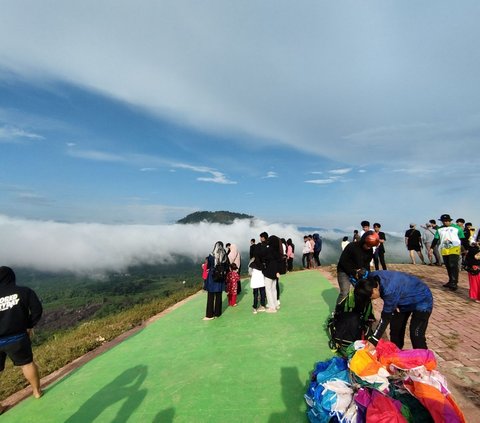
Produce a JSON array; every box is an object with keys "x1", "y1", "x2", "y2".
[
  {"x1": 302, "y1": 234, "x2": 323, "y2": 269},
  {"x1": 1, "y1": 213, "x2": 478, "y2": 412},
  {"x1": 202, "y1": 232, "x2": 292, "y2": 320}
]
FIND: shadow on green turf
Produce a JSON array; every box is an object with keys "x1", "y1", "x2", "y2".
[{"x1": 64, "y1": 365, "x2": 148, "y2": 423}]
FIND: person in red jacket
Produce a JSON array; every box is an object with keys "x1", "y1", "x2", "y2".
[{"x1": 0, "y1": 266, "x2": 43, "y2": 402}]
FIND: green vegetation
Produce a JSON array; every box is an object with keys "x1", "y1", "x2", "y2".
[
  {"x1": 0, "y1": 263, "x2": 203, "y2": 401},
  {"x1": 177, "y1": 210, "x2": 254, "y2": 224}
]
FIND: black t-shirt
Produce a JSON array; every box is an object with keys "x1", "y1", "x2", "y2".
[{"x1": 405, "y1": 229, "x2": 422, "y2": 249}]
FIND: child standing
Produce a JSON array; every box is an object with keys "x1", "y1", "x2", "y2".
[
  {"x1": 201, "y1": 257, "x2": 209, "y2": 290},
  {"x1": 465, "y1": 244, "x2": 480, "y2": 302},
  {"x1": 226, "y1": 263, "x2": 240, "y2": 306}
]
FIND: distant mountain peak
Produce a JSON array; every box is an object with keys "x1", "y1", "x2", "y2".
[{"x1": 177, "y1": 210, "x2": 254, "y2": 225}]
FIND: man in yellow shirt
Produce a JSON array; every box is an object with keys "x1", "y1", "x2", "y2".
[{"x1": 430, "y1": 214, "x2": 468, "y2": 291}]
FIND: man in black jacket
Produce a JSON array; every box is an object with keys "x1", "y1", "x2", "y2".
[
  {"x1": 336, "y1": 231, "x2": 379, "y2": 304},
  {"x1": 0, "y1": 266, "x2": 43, "y2": 401}
]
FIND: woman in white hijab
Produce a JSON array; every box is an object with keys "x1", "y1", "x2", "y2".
[{"x1": 203, "y1": 241, "x2": 228, "y2": 320}]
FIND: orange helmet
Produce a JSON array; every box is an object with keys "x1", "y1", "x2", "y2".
[{"x1": 364, "y1": 231, "x2": 380, "y2": 247}]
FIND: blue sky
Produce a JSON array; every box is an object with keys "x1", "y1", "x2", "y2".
[{"x1": 1, "y1": 1, "x2": 479, "y2": 237}]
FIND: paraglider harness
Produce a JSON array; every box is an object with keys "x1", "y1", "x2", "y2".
[{"x1": 326, "y1": 289, "x2": 374, "y2": 356}]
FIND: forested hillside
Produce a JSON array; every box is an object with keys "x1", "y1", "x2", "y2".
[
  {"x1": 177, "y1": 210, "x2": 253, "y2": 224},
  {"x1": 16, "y1": 259, "x2": 200, "y2": 344}
]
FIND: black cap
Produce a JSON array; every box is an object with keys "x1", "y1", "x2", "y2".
[{"x1": 439, "y1": 214, "x2": 452, "y2": 222}]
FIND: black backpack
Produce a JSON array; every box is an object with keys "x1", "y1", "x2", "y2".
[
  {"x1": 326, "y1": 291, "x2": 372, "y2": 355},
  {"x1": 212, "y1": 260, "x2": 229, "y2": 282}
]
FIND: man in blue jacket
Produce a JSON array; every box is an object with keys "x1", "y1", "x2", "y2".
[
  {"x1": 0, "y1": 266, "x2": 43, "y2": 402},
  {"x1": 354, "y1": 270, "x2": 433, "y2": 349}
]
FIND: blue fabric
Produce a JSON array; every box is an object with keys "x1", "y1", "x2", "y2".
[
  {"x1": 0, "y1": 332, "x2": 27, "y2": 346},
  {"x1": 305, "y1": 357, "x2": 351, "y2": 422},
  {"x1": 370, "y1": 271, "x2": 433, "y2": 313},
  {"x1": 204, "y1": 255, "x2": 225, "y2": 293}
]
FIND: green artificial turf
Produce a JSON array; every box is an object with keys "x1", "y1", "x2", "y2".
[{"x1": 2, "y1": 270, "x2": 338, "y2": 423}]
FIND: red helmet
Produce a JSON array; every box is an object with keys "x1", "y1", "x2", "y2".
[{"x1": 364, "y1": 231, "x2": 380, "y2": 247}]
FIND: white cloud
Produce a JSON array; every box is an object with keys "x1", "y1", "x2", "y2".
[
  {"x1": 174, "y1": 164, "x2": 236, "y2": 184},
  {"x1": 329, "y1": 168, "x2": 352, "y2": 175},
  {"x1": 263, "y1": 171, "x2": 278, "y2": 179},
  {"x1": 305, "y1": 179, "x2": 335, "y2": 185},
  {"x1": 1, "y1": 2, "x2": 478, "y2": 167},
  {"x1": 67, "y1": 149, "x2": 126, "y2": 162},
  {"x1": 0, "y1": 125, "x2": 44, "y2": 142},
  {"x1": 0, "y1": 214, "x2": 301, "y2": 274}
]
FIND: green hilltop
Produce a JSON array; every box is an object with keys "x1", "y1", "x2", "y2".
[{"x1": 177, "y1": 210, "x2": 254, "y2": 225}]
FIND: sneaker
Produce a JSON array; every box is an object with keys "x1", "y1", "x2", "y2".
[
  {"x1": 442, "y1": 282, "x2": 454, "y2": 288},
  {"x1": 449, "y1": 285, "x2": 458, "y2": 291},
  {"x1": 277, "y1": 300, "x2": 281, "y2": 306},
  {"x1": 253, "y1": 308, "x2": 258, "y2": 314},
  {"x1": 257, "y1": 306, "x2": 266, "y2": 312},
  {"x1": 202, "y1": 316, "x2": 215, "y2": 321},
  {"x1": 266, "y1": 308, "x2": 277, "y2": 313}
]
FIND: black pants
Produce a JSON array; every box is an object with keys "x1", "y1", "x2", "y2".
[
  {"x1": 302, "y1": 253, "x2": 309, "y2": 268},
  {"x1": 287, "y1": 258, "x2": 293, "y2": 272},
  {"x1": 313, "y1": 251, "x2": 321, "y2": 266},
  {"x1": 443, "y1": 254, "x2": 460, "y2": 286},
  {"x1": 205, "y1": 291, "x2": 222, "y2": 318},
  {"x1": 252, "y1": 287, "x2": 266, "y2": 309},
  {"x1": 389, "y1": 310, "x2": 431, "y2": 349},
  {"x1": 373, "y1": 252, "x2": 387, "y2": 270}
]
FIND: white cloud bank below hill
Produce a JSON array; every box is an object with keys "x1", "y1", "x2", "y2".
[
  {"x1": 0, "y1": 215, "x2": 411, "y2": 275},
  {"x1": 0, "y1": 215, "x2": 305, "y2": 274}
]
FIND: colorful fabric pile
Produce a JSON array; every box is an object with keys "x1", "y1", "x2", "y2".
[{"x1": 304, "y1": 339, "x2": 465, "y2": 423}]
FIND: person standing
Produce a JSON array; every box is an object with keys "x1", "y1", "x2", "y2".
[
  {"x1": 422, "y1": 223, "x2": 437, "y2": 265},
  {"x1": 405, "y1": 223, "x2": 426, "y2": 265},
  {"x1": 286, "y1": 238, "x2": 295, "y2": 272},
  {"x1": 0, "y1": 266, "x2": 43, "y2": 400},
  {"x1": 302, "y1": 236, "x2": 311, "y2": 268},
  {"x1": 372, "y1": 223, "x2": 387, "y2": 270},
  {"x1": 341, "y1": 236, "x2": 350, "y2": 251},
  {"x1": 353, "y1": 230, "x2": 360, "y2": 242},
  {"x1": 227, "y1": 243, "x2": 241, "y2": 294},
  {"x1": 262, "y1": 235, "x2": 283, "y2": 313},
  {"x1": 428, "y1": 219, "x2": 443, "y2": 265},
  {"x1": 464, "y1": 243, "x2": 480, "y2": 302},
  {"x1": 226, "y1": 263, "x2": 240, "y2": 307},
  {"x1": 312, "y1": 233, "x2": 322, "y2": 267},
  {"x1": 204, "y1": 241, "x2": 228, "y2": 320},
  {"x1": 248, "y1": 238, "x2": 256, "y2": 276},
  {"x1": 336, "y1": 231, "x2": 379, "y2": 304},
  {"x1": 249, "y1": 237, "x2": 267, "y2": 314},
  {"x1": 430, "y1": 214, "x2": 467, "y2": 291}
]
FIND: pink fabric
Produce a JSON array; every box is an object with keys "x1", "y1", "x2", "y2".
[
  {"x1": 228, "y1": 244, "x2": 241, "y2": 269},
  {"x1": 375, "y1": 339, "x2": 437, "y2": 371},
  {"x1": 201, "y1": 262, "x2": 208, "y2": 280},
  {"x1": 468, "y1": 273, "x2": 480, "y2": 300}
]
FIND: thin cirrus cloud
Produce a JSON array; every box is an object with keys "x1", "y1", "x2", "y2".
[
  {"x1": 304, "y1": 168, "x2": 352, "y2": 184},
  {"x1": 263, "y1": 171, "x2": 278, "y2": 179},
  {"x1": 0, "y1": 125, "x2": 44, "y2": 142},
  {"x1": 174, "y1": 164, "x2": 236, "y2": 185},
  {"x1": 66, "y1": 147, "x2": 236, "y2": 184}
]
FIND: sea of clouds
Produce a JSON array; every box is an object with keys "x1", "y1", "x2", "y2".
[{"x1": 0, "y1": 214, "x2": 409, "y2": 275}]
